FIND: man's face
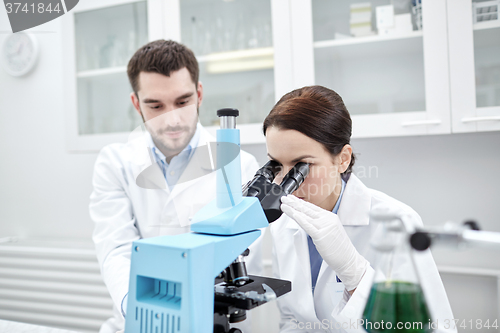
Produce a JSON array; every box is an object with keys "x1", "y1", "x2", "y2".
[{"x1": 131, "y1": 68, "x2": 203, "y2": 159}]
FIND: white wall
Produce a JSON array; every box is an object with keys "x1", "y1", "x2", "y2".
[
  {"x1": 0, "y1": 17, "x2": 97, "y2": 240},
  {"x1": 1, "y1": 11, "x2": 499, "y2": 333}
]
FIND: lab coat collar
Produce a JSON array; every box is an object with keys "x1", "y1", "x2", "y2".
[
  {"x1": 194, "y1": 125, "x2": 217, "y2": 172},
  {"x1": 126, "y1": 123, "x2": 215, "y2": 190},
  {"x1": 337, "y1": 174, "x2": 371, "y2": 226},
  {"x1": 167, "y1": 125, "x2": 216, "y2": 195},
  {"x1": 285, "y1": 173, "x2": 371, "y2": 229}
]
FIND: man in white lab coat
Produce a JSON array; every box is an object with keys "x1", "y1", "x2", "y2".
[{"x1": 89, "y1": 40, "x2": 260, "y2": 333}]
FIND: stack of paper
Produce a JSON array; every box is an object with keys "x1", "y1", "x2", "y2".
[{"x1": 350, "y1": 3, "x2": 374, "y2": 37}]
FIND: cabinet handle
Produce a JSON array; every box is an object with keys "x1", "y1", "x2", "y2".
[
  {"x1": 401, "y1": 119, "x2": 442, "y2": 127},
  {"x1": 461, "y1": 116, "x2": 500, "y2": 123}
]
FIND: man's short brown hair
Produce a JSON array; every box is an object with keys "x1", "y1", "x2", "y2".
[{"x1": 127, "y1": 40, "x2": 199, "y2": 94}]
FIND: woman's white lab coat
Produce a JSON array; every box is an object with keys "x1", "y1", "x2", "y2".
[
  {"x1": 90, "y1": 124, "x2": 260, "y2": 332},
  {"x1": 270, "y1": 174, "x2": 457, "y2": 333}
]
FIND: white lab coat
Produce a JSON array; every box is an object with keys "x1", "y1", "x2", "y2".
[
  {"x1": 270, "y1": 174, "x2": 457, "y2": 333},
  {"x1": 90, "y1": 123, "x2": 261, "y2": 332}
]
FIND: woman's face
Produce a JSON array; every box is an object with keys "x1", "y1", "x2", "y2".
[{"x1": 265, "y1": 126, "x2": 351, "y2": 211}]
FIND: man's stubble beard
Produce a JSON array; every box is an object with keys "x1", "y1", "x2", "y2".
[
  {"x1": 152, "y1": 119, "x2": 197, "y2": 155},
  {"x1": 145, "y1": 109, "x2": 199, "y2": 160}
]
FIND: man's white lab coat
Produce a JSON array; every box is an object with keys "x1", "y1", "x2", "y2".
[
  {"x1": 90, "y1": 124, "x2": 260, "y2": 332},
  {"x1": 270, "y1": 174, "x2": 457, "y2": 333}
]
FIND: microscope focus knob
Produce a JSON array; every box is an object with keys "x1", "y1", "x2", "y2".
[{"x1": 410, "y1": 232, "x2": 431, "y2": 251}]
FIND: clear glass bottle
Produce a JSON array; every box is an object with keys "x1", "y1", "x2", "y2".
[{"x1": 362, "y1": 216, "x2": 432, "y2": 333}]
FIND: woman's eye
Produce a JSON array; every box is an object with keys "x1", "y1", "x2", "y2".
[{"x1": 299, "y1": 161, "x2": 313, "y2": 167}]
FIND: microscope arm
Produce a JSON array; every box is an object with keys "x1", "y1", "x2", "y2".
[{"x1": 410, "y1": 221, "x2": 500, "y2": 251}]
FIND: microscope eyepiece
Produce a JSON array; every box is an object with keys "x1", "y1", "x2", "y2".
[
  {"x1": 217, "y1": 108, "x2": 239, "y2": 117},
  {"x1": 243, "y1": 161, "x2": 310, "y2": 223},
  {"x1": 279, "y1": 162, "x2": 310, "y2": 195},
  {"x1": 242, "y1": 160, "x2": 280, "y2": 197},
  {"x1": 256, "y1": 160, "x2": 281, "y2": 182}
]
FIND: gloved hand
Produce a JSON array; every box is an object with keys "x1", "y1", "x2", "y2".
[{"x1": 280, "y1": 194, "x2": 369, "y2": 291}]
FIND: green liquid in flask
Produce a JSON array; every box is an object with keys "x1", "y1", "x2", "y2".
[{"x1": 362, "y1": 281, "x2": 433, "y2": 333}]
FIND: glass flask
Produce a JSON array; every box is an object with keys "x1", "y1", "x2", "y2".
[{"x1": 362, "y1": 216, "x2": 432, "y2": 333}]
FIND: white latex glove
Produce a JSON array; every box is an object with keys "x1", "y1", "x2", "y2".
[{"x1": 280, "y1": 194, "x2": 369, "y2": 291}]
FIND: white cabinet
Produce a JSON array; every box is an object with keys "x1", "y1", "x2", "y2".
[
  {"x1": 63, "y1": 0, "x2": 499, "y2": 151},
  {"x1": 448, "y1": 0, "x2": 500, "y2": 133},
  {"x1": 62, "y1": 0, "x2": 164, "y2": 151},
  {"x1": 300, "y1": 0, "x2": 452, "y2": 138},
  {"x1": 263, "y1": 0, "x2": 499, "y2": 139}
]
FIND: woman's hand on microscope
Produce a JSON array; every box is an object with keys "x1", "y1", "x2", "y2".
[{"x1": 280, "y1": 194, "x2": 368, "y2": 292}]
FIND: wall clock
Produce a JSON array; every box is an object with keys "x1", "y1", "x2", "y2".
[{"x1": 1, "y1": 33, "x2": 39, "y2": 77}]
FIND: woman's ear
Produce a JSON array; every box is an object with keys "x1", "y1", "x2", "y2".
[{"x1": 339, "y1": 144, "x2": 352, "y2": 173}]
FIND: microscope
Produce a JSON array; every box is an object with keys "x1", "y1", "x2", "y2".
[{"x1": 124, "y1": 108, "x2": 309, "y2": 333}]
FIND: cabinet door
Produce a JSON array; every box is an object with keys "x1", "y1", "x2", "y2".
[
  {"x1": 304, "y1": 0, "x2": 451, "y2": 138},
  {"x1": 62, "y1": 0, "x2": 162, "y2": 151},
  {"x1": 448, "y1": 0, "x2": 500, "y2": 133},
  {"x1": 177, "y1": 0, "x2": 277, "y2": 143}
]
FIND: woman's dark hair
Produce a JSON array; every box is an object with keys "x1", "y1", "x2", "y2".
[
  {"x1": 263, "y1": 85, "x2": 355, "y2": 174},
  {"x1": 127, "y1": 40, "x2": 199, "y2": 95}
]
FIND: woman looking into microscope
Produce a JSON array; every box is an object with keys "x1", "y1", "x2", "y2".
[{"x1": 264, "y1": 85, "x2": 456, "y2": 332}]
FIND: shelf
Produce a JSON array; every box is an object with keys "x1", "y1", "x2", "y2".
[
  {"x1": 197, "y1": 47, "x2": 274, "y2": 74},
  {"x1": 197, "y1": 47, "x2": 274, "y2": 63},
  {"x1": 77, "y1": 66, "x2": 127, "y2": 78},
  {"x1": 473, "y1": 21, "x2": 500, "y2": 48},
  {"x1": 313, "y1": 30, "x2": 423, "y2": 49},
  {"x1": 473, "y1": 19, "x2": 500, "y2": 31},
  {"x1": 75, "y1": 49, "x2": 275, "y2": 79},
  {"x1": 314, "y1": 31, "x2": 424, "y2": 61}
]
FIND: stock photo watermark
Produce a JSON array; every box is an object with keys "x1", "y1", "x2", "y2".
[
  {"x1": 3, "y1": 0, "x2": 79, "y2": 33},
  {"x1": 288, "y1": 318, "x2": 499, "y2": 331}
]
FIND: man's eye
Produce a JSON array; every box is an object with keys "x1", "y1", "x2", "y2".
[
  {"x1": 150, "y1": 105, "x2": 161, "y2": 109},
  {"x1": 178, "y1": 100, "x2": 188, "y2": 105}
]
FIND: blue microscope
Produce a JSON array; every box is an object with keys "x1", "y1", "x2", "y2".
[{"x1": 124, "y1": 109, "x2": 309, "y2": 333}]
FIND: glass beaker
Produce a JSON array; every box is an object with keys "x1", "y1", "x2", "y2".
[{"x1": 362, "y1": 216, "x2": 432, "y2": 333}]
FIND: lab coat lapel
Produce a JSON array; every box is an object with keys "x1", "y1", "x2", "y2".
[
  {"x1": 165, "y1": 126, "x2": 216, "y2": 200},
  {"x1": 125, "y1": 125, "x2": 168, "y2": 191},
  {"x1": 285, "y1": 219, "x2": 311, "y2": 280},
  {"x1": 284, "y1": 218, "x2": 317, "y2": 318},
  {"x1": 293, "y1": 226, "x2": 311, "y2": 285},
  {"x1": 315, "y1": 174, "x2": 371, "y2": 306},
  {"x1": 337, "y1": 174, "x2": 371, "y2": 226},
  {"x1": 159, "y1": 126, "x2": 218, "y2": 227}
]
